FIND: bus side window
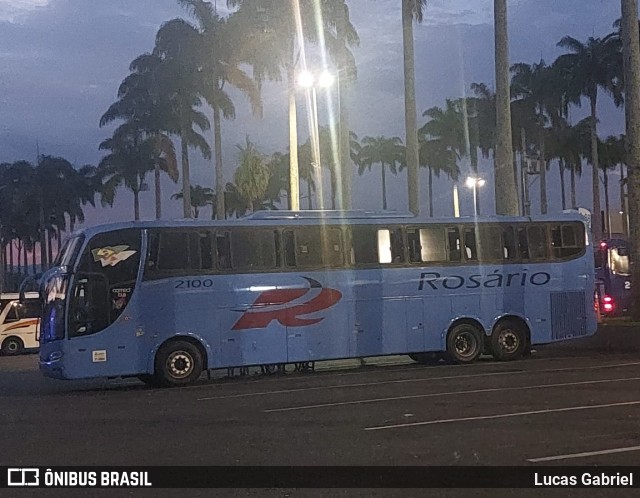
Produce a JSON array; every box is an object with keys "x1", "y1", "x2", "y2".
[
  {"x1": 3, "y1": 303, "x2": 19, "y2": 323},
  {"x1": 551, "y1": 224, "x2": 583, "y2": 258},
  {"x1": 284, "y1": 230, "x2": 296, "y2": 267},
  {"x1": 197, "y1": 231, "x2": 214, "y2": 270},
  {"x1": 502, "y1": 227, "x2": 517, "y2": 260},
  {"x1": 407, "y1": 228, "x2": 422, "y2": 263},
  {"x1": 157, "y1": 232, "x2": 189, "y2": 270},
  {"x1": 216, "y1": 232, "x2": 232, "y2": 270},
  {"x1": 517, "y1": 228, "x2": 530, "y2": 259},
  {"x1": 447, "y1": 228, "x2": 461, "y2": 262},
  {"x1": 387, "y1": 228, "x2": 404, "y2": 263},
  {"x1": 528, "y1": 226, "x2": 548, "y2": 259},
  {"x1": 351, "y1": 227, "x2": 378, "y2": 265},
  {"x1": 463, "y1": 228, "x2": 478, "y2": 261}
]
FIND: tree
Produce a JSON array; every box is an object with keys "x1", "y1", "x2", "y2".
[
  {"x1": 620, "y1": 0, "x2": 640, "y2": 321},
  {"x1": 358, "y1": 136, "x2": 405, "y2": 210},
  {"x1": 419, "y1": 137, "x2": 460, "y2": 216},
  {"x1": 494, "y1": 0, "x2": 519, "y2": 215},
  {"x1": 153, "y1": 18, "x2": 212, "y2": 218},
  {"x1": 100, "y1": 53, "x2": 179, "y2": 219},
  {"x1": 598, "y1": 135, "x2": 625, "y2": 238},
  {"x1": 556, "y1": 33, "x2": 623, "y2": 240},
  {"x1": 233, "y1": 137, "x2": 271, "y2": 212},
  {"x1": 401, "y1": 0, "x2": 427, "y2": 215},
  {"x1": 178, "y1": 1, "x2": 262, "y2": 219},
  {"x1": 172, "y1": 184, "x2": 214, "y2": 218}
]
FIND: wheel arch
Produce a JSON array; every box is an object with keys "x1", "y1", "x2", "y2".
[
  {"x1": 442, "y1": 317, "x2": 487, "y2": 349},
  {"x1": 491, "y1": 314, "x2": 531, "y2": 345},
  {"x1": 146, "y1": 333, "x2": 211, "y2": 375},
  {"x1": 1, "y1": 335, "x2": 25, "y2": 354}
]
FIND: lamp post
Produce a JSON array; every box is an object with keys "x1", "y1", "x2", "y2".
[
  {"x1": 297, "y1": 69, "x2": 335, "y2": 210},
  {"x1": 465, "y1": 177, "x2": 486, "y2": 216}
]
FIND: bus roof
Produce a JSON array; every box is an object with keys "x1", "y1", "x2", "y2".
[{"x1": 72, "y1": 210, "x2": 590, "y2": 239}]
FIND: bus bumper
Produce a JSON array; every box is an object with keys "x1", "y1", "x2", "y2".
[{"x1": 39, "y1": 351, "x2": 68, "y2": 380}]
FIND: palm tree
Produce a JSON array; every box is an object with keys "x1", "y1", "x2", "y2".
[
  {"x1": 172, "y1": 184, "x2": 214, "y2": 218},
  {"x1": 494, "y1": 0, "x2": 519, "y2": 215},
  {"x1": 98, "y1": 128, "x2": 150, "y2": 221},
  {"x1": 597, "y1": 135, "x2": 625, "y2": 237},
  {"x1": 419, "y1": 137, "x2": 460, "y2": 216},
  {"x1": 402, "y1": 0, "x2": 427, "y2": 215},
  {"x1": 511, "y1": 60, "x2": 566, "y2": 215},
  {"x1": 556, "y1": 33, "x2": 623, "y2": 240},
  {"x1": 620, "y1": 0, "x2": 640, "y2": 320},
  {"x1": 234, "y1": 137, "x2": 271, "y2": 213},
  {"x1": 358, "y1": 136, "x2": 406, "y2": 210},
  {"x1": 100, "y1": 53, "x2": 179, "y2": 219},
  {"x1": 153, "y1": 18, "x2": 212, "y2": 218},
  {"x1": 315, "y1": 1, "x2": 359, "y2": 209},
  {"x1": 178, "y1": 1, "x2": 262, "y2": 220}
]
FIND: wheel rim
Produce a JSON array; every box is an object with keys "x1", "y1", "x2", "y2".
[
  {"x1": 498, "y1": 329, "x2": 519, "y2": 354},
  {"x1": 6, "y1": 341, "x2": 18, "y2": 353},
  {"x1": 454, "y1": 330, "x2": 479, "y2": 359},
  {"x1": 166, "y1": 351, "x2": 194, "y2": 379}
]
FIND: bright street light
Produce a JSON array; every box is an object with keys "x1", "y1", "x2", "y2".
[
  {"x1": 465, "y1": 177, "x2": 485, "y2": 216},
  {"x1": 295, "y1": 69, "x2": 336, "y2": 210}
]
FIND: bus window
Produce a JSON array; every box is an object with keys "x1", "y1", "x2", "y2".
[
  {"x1": 351, "y1": 227, "x2": 378, "y2": 264},
  {"x1": 447, "y1": 228, "x2": 461, "y2": 261},
  {"x1": 216, "y1": 232, "x2": 232, "y2": 270},
  {"x1": 502, "y1": 227, "x2": 517, "y2": 260},
  {"x1": 610, "y1": 247, "x2": 630, "y2": 275},
  {"x1": 517, "y1": 227, "x2": 530, "y2": 259},
  {"x1": 477, "y1": 226, "x2": 503, "y2": 261},
  {"x1": 551, "y1": 223, "x2": 584, "y2": 259},
  {"x1": 4, "y1": 304, "x2": 19, "y2": 323},
  {"x1": 157, "y1": 232, "x2": 189, "y2": 270},
  {"x1": 285, "y1": 228, "x2": 343, "y2": 268},
  {"x1": 407, "y1": 226, "x2": 448, "y2": 263},
  {"x1": 376, "y1": 228, "x2": 404, "y2": 264},
  {"x1": 528, "y1": 226, "x2": 548, "y2": 259},
  {"x1": 463, "y1": 228, "x2": 478, "y2": 261},
  {"x1": 231, "y1": 230, "x2": 277, "y2": 271}
]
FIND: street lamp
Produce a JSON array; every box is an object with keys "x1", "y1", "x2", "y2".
[
  {"x1": 465, "y1": 177, "x2": 486, "y2": 216},
  {"x1": 297, "y1": 69, "x2": 335, "y2": 210}
]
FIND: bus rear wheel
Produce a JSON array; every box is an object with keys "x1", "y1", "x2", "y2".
[
  {"x1": 491, "y1": 319, "x2": 527, "y2": 361},
  {"x1": 445, "y1": 323, "x2": 483, "y2": 364},
  {"x1": 154, "y1": 340, "x2": 203, "y2": 387},
  {"x1": 1, "y1": 337, "x2": 24, "y2": 356}
]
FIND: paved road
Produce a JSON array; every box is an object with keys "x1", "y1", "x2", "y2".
[{"x1": 2, "y1": 347, "x2": 640, "y2": 496}]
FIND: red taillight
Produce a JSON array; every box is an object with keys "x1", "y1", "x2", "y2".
[{"x1": 603, "y1": 295, "x2": 615, "y2": 313}]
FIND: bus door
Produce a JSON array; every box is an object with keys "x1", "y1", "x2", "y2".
[{"x1": 64, "y1": 229, "x2": 142, "y2": 378}]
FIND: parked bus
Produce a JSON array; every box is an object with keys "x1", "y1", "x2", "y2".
[
  {"x1": 35, "y1": 210, "x2": 597, "y2": 386},
  {"x1": 0, "y1": 292, "x2": 41, "y2": 355},
  {"x1": 595, "y1": 236, "x2": 630, "y2": 316}
]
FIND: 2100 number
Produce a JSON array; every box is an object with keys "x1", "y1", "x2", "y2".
[{"x1": 175, "y1": 279, "x2": 214, "y2": 289}]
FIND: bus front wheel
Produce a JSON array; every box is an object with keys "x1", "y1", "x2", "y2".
[
  {"x1": 1, "y1": 337, "x2": 24, "y2": 356},
  {"x1": 154, "y1": 340, "x2": 204, "y2": 387},
  {"x1": 445, "y1": 323, "x2": 483, "y2": 364},
  {"x1": 491, "y1": 319, "x2": 527, "y2": 361}
]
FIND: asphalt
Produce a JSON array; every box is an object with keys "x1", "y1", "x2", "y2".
[{"x1": 2, "y1": 323, "x2": 640, "y2": 497}]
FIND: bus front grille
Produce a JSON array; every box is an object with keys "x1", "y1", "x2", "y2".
[{"x1": 550, "y1": 291, "x2": 587, "y2": 340}]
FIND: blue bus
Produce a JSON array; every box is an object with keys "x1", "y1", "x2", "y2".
[
  {"x1": 35, "y1": 210, "x2": 597, "y2": 387},
  {"x1": 595, "y1": 236, "x2": 631, "y2": 316}
]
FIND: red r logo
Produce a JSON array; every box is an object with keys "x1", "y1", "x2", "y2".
[{"x1": 232, "y1": 277, "x2": 342, "y2": 330}]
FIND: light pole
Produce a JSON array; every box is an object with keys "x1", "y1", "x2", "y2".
[
  {"x1": 465, "y1": 177, "x2": 486, "y2": 216},
  {"x1": 297, "y1": 69, "x2": 334, "y2": 210}
]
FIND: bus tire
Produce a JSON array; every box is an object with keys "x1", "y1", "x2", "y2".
[
  {"x1": 154, "y1": 340, "x2": 204, "y2": 387},
  {"x1": 408, "y1": 352, "x2": 442, "y2": 365},
  {"x1": 1, "y1": 337, "x2": 24, "y2": 356},
  {"x1": 491, "y1": 319, "x2": 527, "y2": 361},
  {"x1": 445, "y1": 323, "x2": 483, "y2": 364}
]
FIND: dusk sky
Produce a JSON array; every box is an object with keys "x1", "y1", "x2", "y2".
[{"x1": 0, "y1": 0, "x2": 632, "y2": 228}]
